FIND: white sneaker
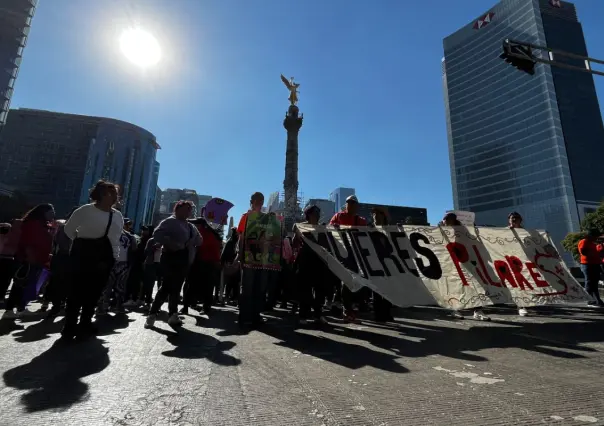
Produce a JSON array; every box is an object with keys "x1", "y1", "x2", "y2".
[
  {"x1": 473, "y1": 310, "x2": 491, "y2": 321},
  {"x1": 518, "y1": 308, "x2": 529, "y2": 317},
  {"x1": 144, "y1": 314, "x2": 156, "y2": 329},
  {"x1": 168, "y1": 314, "x2": 183, "y2": 327}
]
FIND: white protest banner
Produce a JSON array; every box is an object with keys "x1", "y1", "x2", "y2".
[{"x1": 295, "y1": 224, "x2": 591, "y2": 310}]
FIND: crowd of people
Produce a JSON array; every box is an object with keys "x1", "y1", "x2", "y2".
[{"x1": 0, "y1": 180, "x2": 602, "y2": 342}]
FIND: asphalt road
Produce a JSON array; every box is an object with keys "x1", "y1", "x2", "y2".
[{"x1": 0, "y1": 303, "x2": 603, "y2": 426}]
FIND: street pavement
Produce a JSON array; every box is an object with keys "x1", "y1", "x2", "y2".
[{"x1": 0, "y1": 303, "x2": 604, "y2": 426}]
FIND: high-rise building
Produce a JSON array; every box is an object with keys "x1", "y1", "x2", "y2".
[
  {"x1": 305, "y1": 199, "x2": 336, "y2": 224},
  {"x1": 267, "y1": 191, "x2": 281, "y2": 213},
  {"x1": 143, "y1": 160, "x2": 160, "y2": 226},
  {"x1": 0, "y1": 108, "x2": 160, "y2": 229},
  {"x1": 0, "y1": 0, "x2": 37, "y2": 127},
  {"x1": 329, "y1": 187, "x2": 355, "y2": 213},
  {"x1": 443, "y1": 0, "x2": 604, "y2": 256},
  {"x1": 197, "y1": 194, "x2": 212, "y2": 211}
]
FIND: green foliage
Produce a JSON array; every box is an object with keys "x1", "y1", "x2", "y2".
[
  {"x1": 580, "y1": 203, "x2": 604, "y2": 234},
  {"x1": 561, "y1": 201, "x2": 604, "y2": 262},
  {"x1": 561, "y1": 232, "x2": 586, "y2": 263}
]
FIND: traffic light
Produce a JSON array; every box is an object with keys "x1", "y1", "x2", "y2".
[{"x1": 500, "y1": 40, "x2": 536, "y2": 75}]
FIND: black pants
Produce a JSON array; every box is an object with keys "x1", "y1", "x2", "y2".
[
  {"x1": 62, "y1": 240, "x2": 114, "y2": 337},
  {"x1": 126, "y1": 263, "x2": 143, "y2": 301},
  {"x1": 150, "y1": 251, "x2": 189, "y2": 316},
  {"x1": 0, "y1": 257, "x2": 15, "y2": 301},
  {"x1": 142, "y1": 263, "x2": 159, "y2": 304},
  {"x1": 373, "y1": 292, "x2": 393, "y2": 321},
  {"x1": 224, "y1": 267, "x2": 240, "y2": 301},
  {"x1": 45, "y1": 253, "x2": 70, "y2": 308},
  {"x1": 239, "y1": 268, "x2": 269, "y2": 324},
  {"x1": 298, "y1": 273, "x2": 326, "y2": 320},
  {"x1": 184, "y1": 260, "x2": 218, "y2": 312}
]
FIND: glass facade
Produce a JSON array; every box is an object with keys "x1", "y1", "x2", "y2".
[
  {"x1": 443, "y1": 0, "x2": 604, "y2": 261},
  {"x1": 0, "y1": 0, "x2": 37, "y2": 126},
  {"x1": 79, "y1": 119, "x2": 159, "y2": 230},
  {"x1": 329, "y1": 187, "x2": 355, "y2": 213}
]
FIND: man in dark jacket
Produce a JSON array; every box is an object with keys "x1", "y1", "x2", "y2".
[{"x1": 295, "y1": 205, "x2": 329, "y2": 325}]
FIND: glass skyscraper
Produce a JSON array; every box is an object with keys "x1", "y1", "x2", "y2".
[
  {"x1": 329, "y1": 187, "x2": 356, "y2": 213},
  {"x1": 443, "y1": 0, "x2": 604, "y2": 257},
  {"x1": 0, "y1": 109, "x2": 160, "y2": 230},
  {"x1": 0, "y1": 0, "x2": 37, "y2": 126}
]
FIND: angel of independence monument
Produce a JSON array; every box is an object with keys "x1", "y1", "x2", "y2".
[{"x1": 280, "y1": 74, "x2": 303, "y2": 232}]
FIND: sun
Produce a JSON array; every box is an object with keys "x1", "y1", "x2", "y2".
[{"x1": 119, "y1": 28, "x2": 161, "y2": 68}]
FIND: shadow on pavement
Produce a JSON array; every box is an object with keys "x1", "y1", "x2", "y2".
[
  {"x1": 2, "y1": 338, "x2": 110, "y2": 412},
  {"x1": 213, "y1": 304, "x2": 604, "y2": 370},
  {"x1": 149, "y1": 320, "x2": 241, "y2": 366}
]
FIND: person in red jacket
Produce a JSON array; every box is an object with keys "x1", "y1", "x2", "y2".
[
  {"x1": 578, "y1": 229, "x2": 604, "y2": 307},
  {"x1": 182, "y1": 217, "x2": 221, "y2": 315},
  {"x1": 328, "y1": 195, "x2": 367, "y2": 323},
  {"x1": 4, "y1": 204, "x2": 55, "y2": 318}
]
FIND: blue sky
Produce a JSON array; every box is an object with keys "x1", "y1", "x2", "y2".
[{"x1": 11, "y1": 0, "x2": 604, "y2": 225}]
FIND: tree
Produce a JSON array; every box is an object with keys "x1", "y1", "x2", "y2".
[
  {"x1": 561, "y1": 201, "x2": 604, "y2": 262},
  {"x1": 561, "y1": 231, "x2": 585, "y2": 263}
]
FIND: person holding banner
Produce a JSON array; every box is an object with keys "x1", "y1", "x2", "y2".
[
  {"x1": 296, "y1": 205, "x2": 328, "y2": 325},
  {"x1": 508, "y1": 212, "x2": 531, "y2": 317},
  {"x1": 578, "y1": 229, "x2": 604, "y2": 307},
  {"x1": 371, "y1": 207, "x2": 394, "y2": 323},
  {"x1": 329, "y1": 195, "x2": 367, "y2": 323},
  {"x1": 442, "y1": 212, "x2": 491, "y2": 322}
]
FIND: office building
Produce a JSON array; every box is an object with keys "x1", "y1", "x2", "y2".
[
  {"x1": 197, "y1": 194, "x2": 213, "y2": 211},
  {"x1": 0, "y1": 0, "x2": 37, "y2": 126},
  {"x1": 143, "y1": 161, "x2": 160, "y2": 226},
  {"x1": 305, "y1": 198, "x2": 336, "y2": 224},
  {"x1": 159, "y1": 188, "x2": 199, "y2": 217},
  {"x1": 267, "y1": 191, "x2": 281, "y2": 213},
  {"x1": 442, "y1": 0, "x2": 604, "y2": 255},
  {"x1": 329, "y1": 187, "x2": 355, "y2": 212},
  {"x1": 357, "y1": 203, "x2": 428, "y2": 226},
  {"x1": 0, "y1": 108, "x2": 160, "y2": 229}
]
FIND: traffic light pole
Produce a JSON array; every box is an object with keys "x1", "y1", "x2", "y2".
[{"x1": 503, "y1": 39, "x2": 604, "y2": 77}]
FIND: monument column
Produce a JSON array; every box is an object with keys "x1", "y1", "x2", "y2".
[
  {"x1": 283, "y1": 105, "x2": 303, "y2": 230},
  {"x1": 280, "y1": 74, "x2": 303, "y2": 231}
]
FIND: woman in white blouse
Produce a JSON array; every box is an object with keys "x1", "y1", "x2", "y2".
[{"x1": 61, "y1": 180, "x2": 124, "y2": 340}]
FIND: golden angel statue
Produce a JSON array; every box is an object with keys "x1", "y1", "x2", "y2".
[{"x1": 280, "y1": 74, "x2": 300, "y2": 106}]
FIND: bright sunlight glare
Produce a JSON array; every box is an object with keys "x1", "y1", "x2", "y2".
[{"x1": 119, "y1": 28, "x2": 161, "y2": 68}]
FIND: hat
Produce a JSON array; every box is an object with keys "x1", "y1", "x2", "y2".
[{"x1": 346, "y1": 195, "x2": 359, "y2": 204}]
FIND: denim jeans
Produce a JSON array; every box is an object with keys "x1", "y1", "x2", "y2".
[{"x1": 580, "y1": 263, "x2": 603, "y2": 303}]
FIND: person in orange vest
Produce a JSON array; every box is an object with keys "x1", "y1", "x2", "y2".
[{"x1": 578, "y1": 229, "x2": 604, "y2": 307}]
